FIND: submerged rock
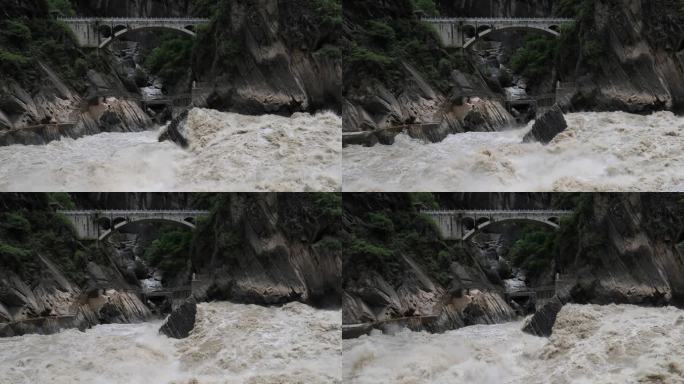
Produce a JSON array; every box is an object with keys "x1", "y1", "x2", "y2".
[
  {"x1": 523, "y1": 104, "x2": 567, "y2": 144},
  {"x1": 159, "y1": 299, "x2": 196, "y2": 339}
]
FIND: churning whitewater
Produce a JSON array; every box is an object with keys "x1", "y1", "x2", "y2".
[
  {"x1": 343, "y1": 304, "x2": 684, "y2": 384},
  {"x1": 0, "y1": 108, "x2": 341, "y2": 191},
  {"x1": 343, "y1": 111, "x2": 684, "y2": 191},
  {"x1": 0, "y1": 302, "x2": 342, "y2": 384}
]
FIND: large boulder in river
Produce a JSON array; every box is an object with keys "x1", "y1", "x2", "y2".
[
  {"x1": 158, "y1": 109, "x2": 189, "y2": 148},
  {"x1": 159, "y1": 299, "x2": 196, "y2": 339},
  {"x1": 522, "y1": 295, "x2": 566, "y2": 337},
  {"x1": 523, "y1": 104, "x2": 567, "y2": 144}
]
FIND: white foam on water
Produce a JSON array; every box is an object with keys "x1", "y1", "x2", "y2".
[
  {"x1": 343, "y1": 304, "x2": 684, "y2": 384},
  {"x1": 0, "y1": 302, "x2": 342, "y2": 384},
  {"x1": 0, "y1": 108, "x2": 341, "y2": 191},
  {"x1": 343, "y1": 111, "x2": 684, "y2": 191}
]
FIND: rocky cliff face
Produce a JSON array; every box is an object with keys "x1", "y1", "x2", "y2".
[
  {"x1": 0, "y1": 1, "x2": 157, "y2": 145},
  {"x1": 342, "y1": 193, "x2": 516, "y2": 336},
  {"x1": 190, "y1": 193, "x2": 342, "y2": 307},
  {"x1": 561, "y1": 0, "x2": 684, "y2": 113},
  {"x1": 556, "y1": 193, "x2": 684, "y2": 306},
  {"x1": 74, "y1": 0, "x2": 192, "y2": 17},
  {"x1": 190, "y1": 0, "x2": 341, "y2": 115},
  {"x1": 0, "y1": 194, "x2": 153, "y2": 337},
  {"x1": 437, "y1": 0, "x2": 554, "y2": 17},
  {"x1": 342, "y1": 0, "x2": 517, "y2": 144}
]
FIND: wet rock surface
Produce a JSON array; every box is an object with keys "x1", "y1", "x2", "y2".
[
  {"x1": 522, "y1": 295, "x2": 566, "y2": 337},
  {"x1": 522, "y1": 104, "x2": 567, "y2": 144},
  {"x1": 159, "y1": 299, "x2": 197, "y2": 339}
]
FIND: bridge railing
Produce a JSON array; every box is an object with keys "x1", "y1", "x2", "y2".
[
  {"x1": 422, "y1": 17, "x2": 575, "y2": 23},
  {"x1": 57, "y1": 17, "x2": 210, "y2": 23},
  {"x1": 58, "y1": 209, "x2": 210, "y2": 215},
  {"x1": 421, "y1": 209, "x2": 574, "y2": 215}
]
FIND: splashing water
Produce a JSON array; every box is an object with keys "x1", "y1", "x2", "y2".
[
  {"x1": 0, "y1": 302, "x2": 342, "y2": 384},
  {"x1": 0, "y1": 109, "x2": 341, "y2": 191},
  {"x1": 343, "y1": 304, "x2": 684, "y2": 384},
  {"x1": 343, "y1": 111, "x2": 684, "y2": 191}
]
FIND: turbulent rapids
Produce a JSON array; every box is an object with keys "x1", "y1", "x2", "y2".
[
  {"x1": 0, "y1": 109, "x2": 341, "y2": 192},
  {"x1": 343, "y1": 304, "x2": 684, "y2": 384},
  {"x1": 0, "y1": 302, "x2": 342, "y2": 384},
  {"x1": 343, "y1": 111, "x2": 684, "y2": 191}
]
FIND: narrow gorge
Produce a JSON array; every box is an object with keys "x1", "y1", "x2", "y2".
[
  {"x1": 0, "y1": 0, "x2": 342, "y2": 191},
  {"x1": 342, "y1": 192, "x2": 684, "y2": 383},
  {"x1": 342, "y1": 0, "x2": 684, "y2": 191},
  {"x1": 0, "y1": 192, "x2": 342, "y2": 383}
]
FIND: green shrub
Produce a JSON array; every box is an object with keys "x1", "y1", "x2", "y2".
[
  {"x1": 366, "y1": 20, "x2": 396, "y2": 48},
  {"x1": 1, "y1": 19, "x2": 32, "y2": 45},
  {"x1": 0, "y1": 49, "x2": 30, "y2": 71},
  {"x1": 510, "y1": 34, "x2": 558, "y2": 81},
  {"x1": 47, "y1": 192, "x2": 76, "y2": 210},
  {"x1": 508, "y1": 226, "x2": 556, "y2": 278},
  {"x1": 367, "y1": 212, "x2": 395, "y2": 233},
  {"x1": 411, "y1": 0, "x2": 439, "y2": 16},
  {"x1": 145, "y1": 34, "x2": 195, "y2": 85},
  {"x1": 313, "y1": 193, "x2": 342, "y2": 219},
  {"x1": 144, "y1": 227, "x2": 193, "y2": 276},
  {"x1": 315, "y1": 44, "x2": 342, "y2": 59},
  {"x1": 46, "y1": 0, "x2": 75, "y2": 17},
  {"x1": 309, "y1": 0, "x2": 342, "y2": 28},
  {"x1": 0, "y1": 212, "x2": 31, "y2": 236}
]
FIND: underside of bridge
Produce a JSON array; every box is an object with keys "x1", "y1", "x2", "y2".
[
  {"x1": 422, "y1": 211, "x2": 572, "y2": 241},
  {"x1": 58, "y1": 18, "x2": 208, "y2": 49}
]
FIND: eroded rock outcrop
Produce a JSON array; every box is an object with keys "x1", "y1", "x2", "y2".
[
  {"x1": 556, "y1": 193, "x2": 684, "y2": 306},
  {"x1": 159, "y1": 299, "x2": 197, "y2": 339},
  {"x1": 191, "y1": 0, "x2": 341, "y2": 115},
  {"x1": 522, "y1": 104, "x2": 567, "y2": 144},
  {"x1": 189, "y1": 194, "x2": 342, "y2": 307},
  {"x1": 522, "y1": 295, "x2": 566, "y2": 337}
]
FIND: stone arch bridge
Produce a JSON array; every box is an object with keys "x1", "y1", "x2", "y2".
[
  {"x1": 58, "y1": 17, "x2": 210, "y2": 48},
  {"x1": 59, "y1": 210, "x2": 210, "y2": 241},
  {"x1": 422, "y1": 209, "x2": 573, "y2": 240},
  {"x1": 424, "y1": 17, "x2": 574, "y2": 48}
]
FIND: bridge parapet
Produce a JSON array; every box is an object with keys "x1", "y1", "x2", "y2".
[
  {"x1": 58, "y1": 17, "x2": 210, "y2": 48},
  {"x1": 422, "y1": 209, "x2": 573, "y2": 240},
  {"x1": 59, "y1": 210, "x2": 210, "y2": 240},
  {"x1": 422, "y1": 17, "x2": 574, "y2": 48}
]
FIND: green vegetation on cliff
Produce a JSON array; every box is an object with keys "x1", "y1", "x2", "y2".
[
  {"x1": 344, "y1": 0, "x2": 464, "y2": 93},
  {"x1": 510, "y1": 34, "x2": 558, "y2": 82},
  {"x1": 0, "y1": 194, "x2": 88, "y2": 284},
  {"x1": 343, "y1": 193, "x2": 471, "y2": 287},
  {"x1": 145, "y1": 33, "x2": 195, "y2": 86},
  {"x1": 144, "y1": 225, "x2": 192, "y2": 277}
]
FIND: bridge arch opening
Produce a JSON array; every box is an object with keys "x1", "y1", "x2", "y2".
[
  {"x1": 97, "y1": 217, "x2": 112, "y2": 230},
  {"x1": 462, "y1": 217, "x2": 475, "y2": 231},
  {"x1": 98, "y1": 25, "x2": 112, "y2": 38},
  {"x1": 99, "y1": 217, "x2": 196, "y2": 241},
  {"x1": 462, "y1": 25, "x2": 476, "y2": 39},
  {"x1": 463, "y1": 217, "x2": 560, "y2": 241},
  {"x1": 549, "y1": 25, "x2": 560, "y2": 33},
  {"x1": 98, "y1": 25, "x2": 196, "y2": 49},
  {"x1": 463, "y1": 26, "x2": 560, "y2": 49}
]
